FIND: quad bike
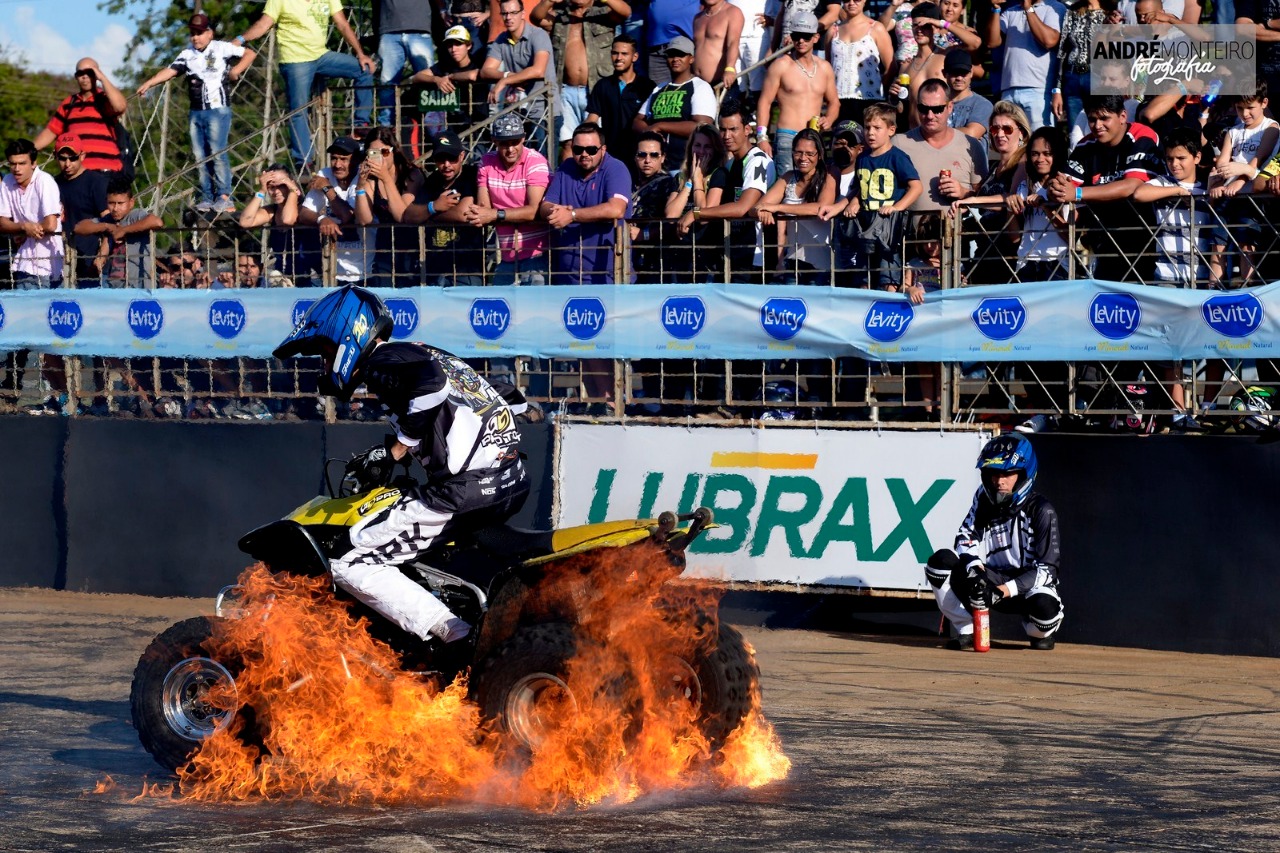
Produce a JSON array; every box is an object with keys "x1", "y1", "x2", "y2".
[{"x1": 130, "y1": 457, "x2": 759, "y2": 774}]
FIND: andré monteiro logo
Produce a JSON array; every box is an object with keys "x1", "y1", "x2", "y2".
[
  {"x1": 48, "y1": 300, "x2": 83, "y2": 339},
  {"x1": 760, "y1": 296, "x2": 807, "y2": 342},
  {"x1": 1089, "y1": 292, "x2": 1142, "y2": 340},
  {"x1": 208, "y1": 299, "x2": 247, "y2": 340},
  {"x1": 863, "y1": 300, "x2": 914, "y2": 343},
  {"x1": 127, "y1": 299, "x2": 164, "y2": 340},
  {"x1": 661, "y1": 295, "x2": 706, "y2": 340},
  {"x1": 1202, "y1": 292, "x2": 1263, "y2": 338},
  {"x1": 563, "y1": 296, "x2": 606, "y2": 341},
  {"x1": 385, "y1": 298, "x2": 419, "y2": 337},
  {"x1": 291, "y1": 299, "x2": 316, "y2": 328},
  {"x1": 972, "y1": 296, "x2": 1026, "y2": 341},
  {"x1": 470, "y1": 297, "x2": 512, "y2": 340},
  {"x1": 1090, "y1": 24, "x2": 1256, "y2": 99}
]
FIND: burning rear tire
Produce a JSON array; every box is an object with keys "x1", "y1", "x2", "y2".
[
  {"x1": 473, "y1": 623, "x2": 580, "y2": 753},
  {"x1": 130, "y1": 616, "x2": 244, "y2": 774},
  {"x1": 686, "y1": 622, "x2": 760, "y2": 749}
]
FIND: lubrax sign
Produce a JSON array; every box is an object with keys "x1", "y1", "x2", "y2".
[{"x1": 558, "y1": 424, "x2": 987, "y2": 590}]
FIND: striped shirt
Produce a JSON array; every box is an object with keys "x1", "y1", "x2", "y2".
[
  {"x1": 44, "y1": 92, "x2": 123, "y2": 172},
  {"x1": 477, "y1": 147, "x2": 550, "y2": 262}
]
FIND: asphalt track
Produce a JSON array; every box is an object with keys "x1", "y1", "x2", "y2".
[{"x1": 2, "y1": 587, "x2": 1278, "y2": 852}]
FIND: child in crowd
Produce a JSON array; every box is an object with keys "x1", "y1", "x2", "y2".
[
  {"x1": 136, "y1": 12, "x2": 256, "y2": 214},
  {"x1": 1135, "y1": 127, "x2": 1220, "y2": 430},
  {"x1": 76, "y1": 175, "x2": 164, "y2": 288},
  {"x1": 848, "y1": 101, "x2": 921, "y2": 289},
  {"x1": 1010, "y1": 126, "x2": 1072, "y2": 282},
  {"x1": 1208, "y1": 83, "x2": 1278, "y2": 287}
]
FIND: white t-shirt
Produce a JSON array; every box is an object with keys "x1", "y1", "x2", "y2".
[
  {"x1": 1014, "y1": 180, "x2": 1068, "y2": 267},
  {"x1": 1227, "y1": 117, "x2": 1280, "y2": 193},
  {"x1": 303, "y1": 168, "x2": 368, "y2": 281},
  {"x1": 170, "y1": 40, "x2": 247, "y2": 110},
  {"x1": 1148, "y1": 175, "x2": 1209, "y2": 286}
]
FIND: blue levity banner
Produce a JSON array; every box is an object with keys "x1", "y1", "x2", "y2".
[{"x1": 0, "y1": 280, "x2": 1276, "y2": 361}]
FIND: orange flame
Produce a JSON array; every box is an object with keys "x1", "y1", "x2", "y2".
[{"x1": 173, "y1": 547, "x2": 788, "y2": 810}]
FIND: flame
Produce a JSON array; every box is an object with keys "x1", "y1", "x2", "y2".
[
  {"x1": 88, "y1": 775, "x2": 116, "y2": 795},
  {"x1": 167, "y1": 546, "x2": 788, "y2": 810}
]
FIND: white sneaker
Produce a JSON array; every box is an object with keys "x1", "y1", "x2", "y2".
[{"x1": 1015, "y1": 414, "x2": 1051, "y2": 434}]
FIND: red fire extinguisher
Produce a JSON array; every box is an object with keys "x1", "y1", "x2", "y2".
[{"x1": 973, "y1": 608, "x2": 991, "y2": 653}]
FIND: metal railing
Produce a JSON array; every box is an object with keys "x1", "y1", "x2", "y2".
[{"x1": 4, "y1": 196, "x2": 1278, "y2": 428}]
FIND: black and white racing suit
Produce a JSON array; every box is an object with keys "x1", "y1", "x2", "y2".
[
  {"x1": 924, "y1": 490, "x2": 1064, "y2": 640},
  {"x1": 329, "y1": 342, "x2": 529, "y2": 642}
]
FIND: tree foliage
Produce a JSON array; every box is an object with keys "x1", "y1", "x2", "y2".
[{"x1": 0, "y1": 48, "x2": 76, "y2": 141}]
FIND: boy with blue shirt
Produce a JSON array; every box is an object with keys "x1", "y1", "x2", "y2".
[{"x1": 848, "y1": 102, "x2": 922, "y2": 288}]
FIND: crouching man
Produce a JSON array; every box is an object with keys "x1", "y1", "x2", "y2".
[{"x1": 925, "y1": 433, "x2": 1064, "y2": 650}]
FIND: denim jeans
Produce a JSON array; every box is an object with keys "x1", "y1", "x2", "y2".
[
  {"x1": 1062, "y1": 71, "x2": 1090, "y2": 134},
  {"x1": 557, "y1": 85, "x2": 590, "y2": 143},
  {"x1": 13, "y1": 271, "x2": 62, "y2": 290},
  {"x1": 772, "y1": 128, "x2": 797, "y2": 177},
  {"x1": 1213, "y1": 0, "x2": 1235, "y2": 24},
  {"x1": 190, "y1": 106, "x2": 233, "y2": 203},
  {"x1": 280, "y1": 51, "x2": 374, "y2": 169},
  {"x1": 377, "y1": 32, "x2": 436, "y2": 126},
  {"x1": 493, "y1": 257, "x2": 548, "y2": 286},
  {"x1": 1003, "y1": 86, "x2": 1052, "y2": 132}
]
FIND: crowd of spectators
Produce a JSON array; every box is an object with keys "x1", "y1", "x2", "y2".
[{"x1": 5, "y1": 0, "x2": 1280, "y2": 421}]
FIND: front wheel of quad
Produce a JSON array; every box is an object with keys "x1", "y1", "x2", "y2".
[
  {"x1": 129, "y1": 616, "x2": 246, "y2": 773},
  {"x1": 472, "y1": 623, "x2": 580, "y2": 753}
]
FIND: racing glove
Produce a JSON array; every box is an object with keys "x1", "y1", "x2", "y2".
[{"x1": 346, "y1": 440, "x2": 401, "y2": 492}]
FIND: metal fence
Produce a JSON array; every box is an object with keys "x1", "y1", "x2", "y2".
[{"x1": 5, "y1": 189, "x2": 1280, "y2": 430}]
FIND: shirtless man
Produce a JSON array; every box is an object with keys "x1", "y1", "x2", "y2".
[
  {"x1": 693, "y1": 0, "x2": 745, "y2": 88},
  {"x1": 532, "y1": 0, "x2": 630, "y2": 160},
  {"x1": 755, "y1": 10, "x2": 838, "y2": 175}
]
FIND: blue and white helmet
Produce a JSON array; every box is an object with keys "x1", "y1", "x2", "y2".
[
  {"x1": 273, "y1": 285, "x2": 393, "y2": 401},
  {"x1": 976, "y1": 433, "x2": 1038, "y2": 506}
]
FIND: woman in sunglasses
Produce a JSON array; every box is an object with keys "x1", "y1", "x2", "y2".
[
  {"x1": 354, "y1": 126, "x2": 423, "y2": 287},
  {"x1": 754, "y1": 128, "x2": 838, "y2": 284},
  {"x1": 664, "y1": 123, "x2": 727, "y2": 283}
]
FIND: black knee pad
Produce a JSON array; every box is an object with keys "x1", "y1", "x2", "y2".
[
  {"x1": 925, "y1": 549, "x2": 958, "y2": 588},
  {"x1": 1024, "y1": 592, "x2": 1061, "y2": 622}
]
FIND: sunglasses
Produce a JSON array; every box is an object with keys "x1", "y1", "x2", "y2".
[
  {"x1": 790, "y1": 32, "x2": 816, "y2": 41},
  {"x1": 56, "y1": 153, "x2": 81, "y2": 161},
  {"x1": 635, "y1": 151, "x2": 662, "y2": 159},
  {"x1": 989, "y1": 125, "x2": 1018, "y2": 135},
  {"x1": 572, "y1": 145, "x2": 602, "y2": 155},
  {"x1": 917, "y1": 103, "x2": 947, "y2": 115},
  {"x1": 74, "y1": 69, "x2": 94, "y2": 77}
]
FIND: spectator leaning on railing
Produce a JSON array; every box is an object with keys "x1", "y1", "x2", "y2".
[
  {"x1": 239, "y1": 163, "x2": 317, "y2": 286},
  {"x1": 409, "y1": 26, "x2": 490, "y2": 138},
  {"x1": 299, "y1": 136, "x2": 368, "y2": 285},
  {"x1": 893, "y1": 79, "x2": 987, "y2": 212},
  {"x1": 629, "y1": 131, "x2": 676, "y2": 282},
  {"x1": 465, "y1": 113, "x2": 552, "y2": 285},
  {"x1": 405, "y1": 130, "x2": 485, "y2": 287},
  {"x1": 0, "y1": 138, "x2": 65, "y2": 290},
  {"x1": 77, "y1": 174, "x2": 164, "y2": 289},
  {"x1": 354, "y1": 127, "x2": 423, "y2": 287},
  {"x1": 53, "y1": 134, "x2": 109, "y2": 285}
]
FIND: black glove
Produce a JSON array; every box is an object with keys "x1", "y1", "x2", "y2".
[
  {"x1": 346, "y1": 442, "x2": 398, "y2": 492},
  {"x1": 959, "y1": 556, "x2": 992, "y2": 612}
]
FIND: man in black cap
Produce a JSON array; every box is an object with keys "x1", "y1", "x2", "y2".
[
  {"x1": 632, "y1": 36, "x2": 717, "y2": 171},
  {"x1": 406, "y1": 131, "x2": 484, "y2": 286},
  {"x1": 137, "y1": 13, "x2": 257, "y2": 213},
  {"x1": 299, "y1": 137, "x2": 367, "y2": 284},
  {"x1": 943, "y1": 50, "x2": 992, "y2": 146}
]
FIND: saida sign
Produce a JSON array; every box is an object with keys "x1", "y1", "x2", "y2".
[{"x1": 556, "y1": 424, "x2": 988, "y2": 591}]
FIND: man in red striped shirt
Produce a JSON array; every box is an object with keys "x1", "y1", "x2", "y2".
[{"x1": 33, "y1": 58, "x2": 128, "y2": 173}]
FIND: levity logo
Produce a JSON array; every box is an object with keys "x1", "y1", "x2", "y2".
[
  {"x1": 386, "y1": 298, "x2": 419, "y2": 337},
  {"x1": 864, "y1": 300, "x2": 914, "y2": 343},
  {"x1": 291, "y1": 299, "x2": 316, "y2": 328},
  {"x1": 1089, "y1": 292, "x2": 1141, "y2": 340},
  {"x1": 661, "y1": 295, "x2": 706, "y2": 340},
  {"x1": 563, "y1": 296, "x2": 606, "y2": 341},
  {"x1": 760, "y1": 296, "x2": 807, "y2": 341},
  {"x1": 470, "y1": 297, "x2": 512, "y2": 340},
  {"x1": 1202, "y1": 292, "x2": 1263, "y2": 338},
  {"x1": 208, "y1": 299, "x2": 246, "y2": 339},
  {"x1": 48, "y1": 300, "x2": 83, "y2": 339},
  {"x1": 127, "y1": 299, "x2": 164, "y2": 340},
  {"x1": 586, "y1": 451, "x2": 954, "y2": 562},
  {"x1": 972, "y1": 296, "x2": 1026, "y2": 341}
]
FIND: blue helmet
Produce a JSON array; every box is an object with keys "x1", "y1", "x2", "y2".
[
  {"x1": 273, "y1": 285, "x2": 393, "y2": 401},
  {"x1": 976, "y1": 433, "x2": 1037, "y2": 506}
]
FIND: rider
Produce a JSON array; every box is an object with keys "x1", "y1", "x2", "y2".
[
  {"x1": 274, "y1": 285, "x2": 529, "y2": 650},
  {"x1": 924, "y1": 433, "x2": 1064, "y2": 650}
]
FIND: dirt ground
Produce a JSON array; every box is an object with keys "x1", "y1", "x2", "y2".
[{"x1": 1, "y1": 586, "x2": 1278, "y2": 851}]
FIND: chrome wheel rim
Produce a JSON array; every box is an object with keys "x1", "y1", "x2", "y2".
[
  {"x1": 505, "y1": 672, "x2": 576, "y2": 751},
  {"x1": 161, "y1": 657, "x2": 238, "y2": 743}
]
